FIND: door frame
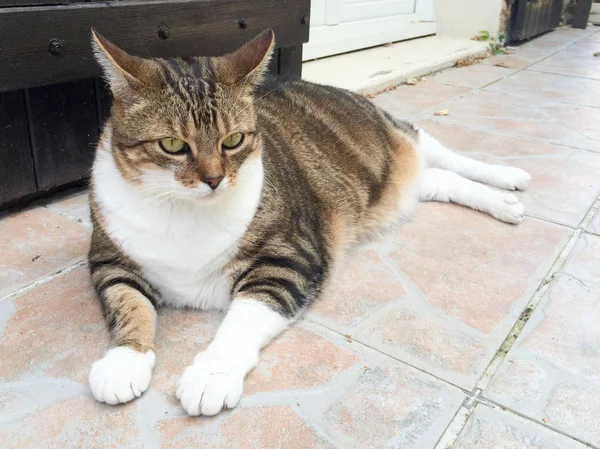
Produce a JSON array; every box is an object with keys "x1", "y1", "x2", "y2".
[{"x1": 303, "y1": 0, "x2": 436, "y2": 61}]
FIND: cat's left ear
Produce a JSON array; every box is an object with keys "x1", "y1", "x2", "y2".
[{"x1": 216, "y1": 29, "x2": 275, "y2": 87}]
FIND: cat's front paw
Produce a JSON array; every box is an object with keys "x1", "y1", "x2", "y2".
[
  {"x1": 89, "y1": 346, "x2": 155, "y2": 405},
  {"x1": 176, "y1": 352, "x2": 246, "y2": 416}
]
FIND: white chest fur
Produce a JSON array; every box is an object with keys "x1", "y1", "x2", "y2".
[{"x1": 91, "y1": 143, "x2": 263, "y2": 311}]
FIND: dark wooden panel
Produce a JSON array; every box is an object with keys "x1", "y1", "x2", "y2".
[
  {"x1": 279, "y1": 45, "x2": 303, "y2": 79},
  {"x1": 573, "y1": 0, "x2": 593, "y2": 29},
  {"x1": 27, "y1": 79, "x2": 98, "y2": 190},
  {"x1": 0, "y1": 1, "x2": 84, "y2": 7},
  {"x1": 0, "y1": 0, "x2": 310, "y2": 92},
  {"x1": 509, "y1": 0, "x2": 563, "y2": 42},
  {"x1": 0, "y1": 90, "x2": 37, "y2": 203}
]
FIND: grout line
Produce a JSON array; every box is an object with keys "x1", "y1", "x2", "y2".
[
  {"x1": 430, "y1": 225, "x2": 582, "y2": 449},
  {"x1": 303, "y1": 318, "x2": 473, "y2": 395},
  {"x1": 423, "y1": 114, "x2": 600, "y2": 154},
  {"x1": 480, "y1": 398, "x2": 600, "y2": 449},
  {"x1": 526, "y1": 67, "x2": 600, "y2": 82},
  {"x1": 433, "y1": 401, "x2": 479, "y2": 449},
  {"x1": 579, "y1": 195, "x2": 600, "y2": 231},
  {"x1": 523, "y1": 213, "x2": 576, "y2": 229},
  {"x1": 475, "y1": 228, "x2": 582, "y2": 392},
  {"x1": 0, "y1": 259, "x2": 87, "y2": 301}
]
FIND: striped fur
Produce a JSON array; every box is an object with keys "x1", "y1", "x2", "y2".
[
  {"x1": 88, "y1": 29, "x2": 424, "y2": 411},
  {"x1": 89, "y1": 30, "x2": 422, "y2": 341},
  {"x1": 88, "y1": 29, "x2": 531, "y2": 413}
]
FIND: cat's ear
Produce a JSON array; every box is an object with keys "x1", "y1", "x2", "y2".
[
  {"x1": 217, "y1": 29, "x2": 275, "y2": 86},
  {"x1": 91, "y1": 29, "x2": 156, "y2": 98}
]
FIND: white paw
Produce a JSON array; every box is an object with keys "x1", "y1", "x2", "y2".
[
  {"x1": 494, "y1": 167, "x2": 532, "y2": 191},
  {"x1": 490, "y1": 193, "x2": 525, "y2": 224},
  {"x1": 176, "y1": 351, "x2": 247, "y2": 416},
  {"x1": 89, "y1": 347, "x2": 155, "y2": 405}
]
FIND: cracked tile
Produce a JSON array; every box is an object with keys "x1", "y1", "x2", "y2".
[
  {"x1": 486, "y1": 234, "x2": 600, "y2": 447},
  {"x1": 357, "y1": 203, "x2": 570, "y2": 389}
]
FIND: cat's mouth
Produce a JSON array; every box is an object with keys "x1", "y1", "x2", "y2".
[{"x1": 188, "y1": 181, "x2": 229, "y2": 200}]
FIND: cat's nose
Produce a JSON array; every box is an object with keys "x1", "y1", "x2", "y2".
[{"x1": 201, "y1": 175, "x2": 224, "y2": 190}]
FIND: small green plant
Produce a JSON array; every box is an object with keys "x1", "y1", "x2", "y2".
[{"x1": 474, "y1": 30, "x2": 509, "y2": 55}]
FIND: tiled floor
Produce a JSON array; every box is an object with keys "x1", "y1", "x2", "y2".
[{"x1": 1, "y1": 26, "x2": 600, "y2": 448}]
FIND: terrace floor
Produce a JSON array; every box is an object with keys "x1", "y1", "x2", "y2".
[{"x1": 1, "y1": 25, "x2": 600, "y2": 449}]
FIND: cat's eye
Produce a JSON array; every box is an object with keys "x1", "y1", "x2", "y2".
[
  {"x1": 221, "y1": 133, "x2": 245, "y2": 150},
  {"x1": 159, "y1": 138, "x2": 189, "y2": 154}
]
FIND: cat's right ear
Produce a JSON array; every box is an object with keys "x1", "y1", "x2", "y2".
[{"x1": 91, "y1": 29, "x2": 154, "y2": 98}]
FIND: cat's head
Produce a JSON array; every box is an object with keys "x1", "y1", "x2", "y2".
[{"x1": 92, "y1": 29, "x2": 274, "y2": 201}]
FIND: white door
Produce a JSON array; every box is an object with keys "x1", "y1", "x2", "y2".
[{"x1": 303, "y1": 0, "x2": 436, "y2": 61}]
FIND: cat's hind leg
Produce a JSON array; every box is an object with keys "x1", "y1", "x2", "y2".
[
  {"x1": 418, "y1": 129, "x2": 531, "y2": 191},
  {"x1": 419, "y1": 168, "x2": 525, "y2": 224}
]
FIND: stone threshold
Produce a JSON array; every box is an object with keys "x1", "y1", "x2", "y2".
[{"x1": 302, "y1": 35, "x2": 489, "y2": 95}]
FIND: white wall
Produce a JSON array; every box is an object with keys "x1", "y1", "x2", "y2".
[{"x1": 434, "y1": 0, "x2": 505, "y2": 38}]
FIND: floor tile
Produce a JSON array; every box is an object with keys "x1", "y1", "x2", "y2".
[
  {"x1": 387, "y1": 207, "x2": 567, "y2": 333},
  {"x1": 45, "y1": 191, "x2": 91, "y2": 227},
  {"x1": 353, "y1": 203, "x2": 570, "y2": 389},
  {"x1": 417, "y1": 120, "x2": 600, "y2": 227},
  {"x1": 0, "y1": 268, "x2": 104, "y2": 384},
  {"x1": 481, "y1": 54, "x2": 531, "y2": 69},
  {"x1": 0, "y1": 397, "x2": 142, "y2": 449},
  {"x1": 245, "y1": 325, "x2": 361, "y2": 397},
  {"x1": 428, "y1": 64, "x2": 517, "y2": 89},
  {"x1": 486, "y1": 233, "x2": 600, "y2": 447},
  {"x1": 157, "y1": 406, "x2": 333, "y2": 449},
  {"x1": 153, "y1": 310, "x2": 362, "y2": 401},
  {"x1": 485, "y1": 69, "x2": 600, "y2": 108},
  {"x1": 316, "y1": 358, "x2": 464, "y2": 449},
  {"x1": 0, "y1": 208, "x2": 89, "y2": 297},
  {"x1": 427, "y1": 90, "x2": 600, "y2": 152},
  {"x1": 307, "y1": 248, "x2": 405, "y2": 332},
  {"x1": 454, "y1": 404, "x2": 589, "y2": 449},
  {"x1": 152, "y1": 308, "x2": 222, "y2": 399},
  {"x1": 529, "y1": 52, "x2": 600, "y2": 80},
  {"x1": 504, "y1": 45, "x2": 558, "y2": 63},
  {"x1": 370, "y1": 81, "x2": 470, "y2": 119},
  {"x1": 588, "y1": 209, "x2": 600, "y2": 235}
]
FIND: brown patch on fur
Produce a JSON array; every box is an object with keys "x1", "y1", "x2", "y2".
[
  {"x1": 102, "y1": 285, "x2": 156, "y2": 352},
  {"x1": 90, "y1": 30, "x2": 425, "y2": 325},
  {"x1": 359, "y1": 130, "x2": 421, "y2": 240}
]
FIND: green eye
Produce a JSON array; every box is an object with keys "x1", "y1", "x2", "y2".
[
  {"x1": 159, "y1": 138, "x2": 189, "y2": 154},
  {"x1": 222, "y1": 133, "x2": 244, "y2": 150}
]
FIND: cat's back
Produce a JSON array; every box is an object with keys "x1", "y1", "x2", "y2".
[{"x1": 253, "y1": 77, "x2": 422, "y2": 246}]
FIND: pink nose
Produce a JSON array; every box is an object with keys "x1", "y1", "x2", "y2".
[{"x1": 201, "y1": 175, "x2": 224, "y2": 190}]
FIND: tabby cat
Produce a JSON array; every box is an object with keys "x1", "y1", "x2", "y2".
[{"x1": 88, "y1": 29, "x2": 531, "y2": 416}]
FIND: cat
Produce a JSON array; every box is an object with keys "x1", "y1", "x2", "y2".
[{"x1": 87, "y1": 29, "x2": 531, "y2": 416}]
